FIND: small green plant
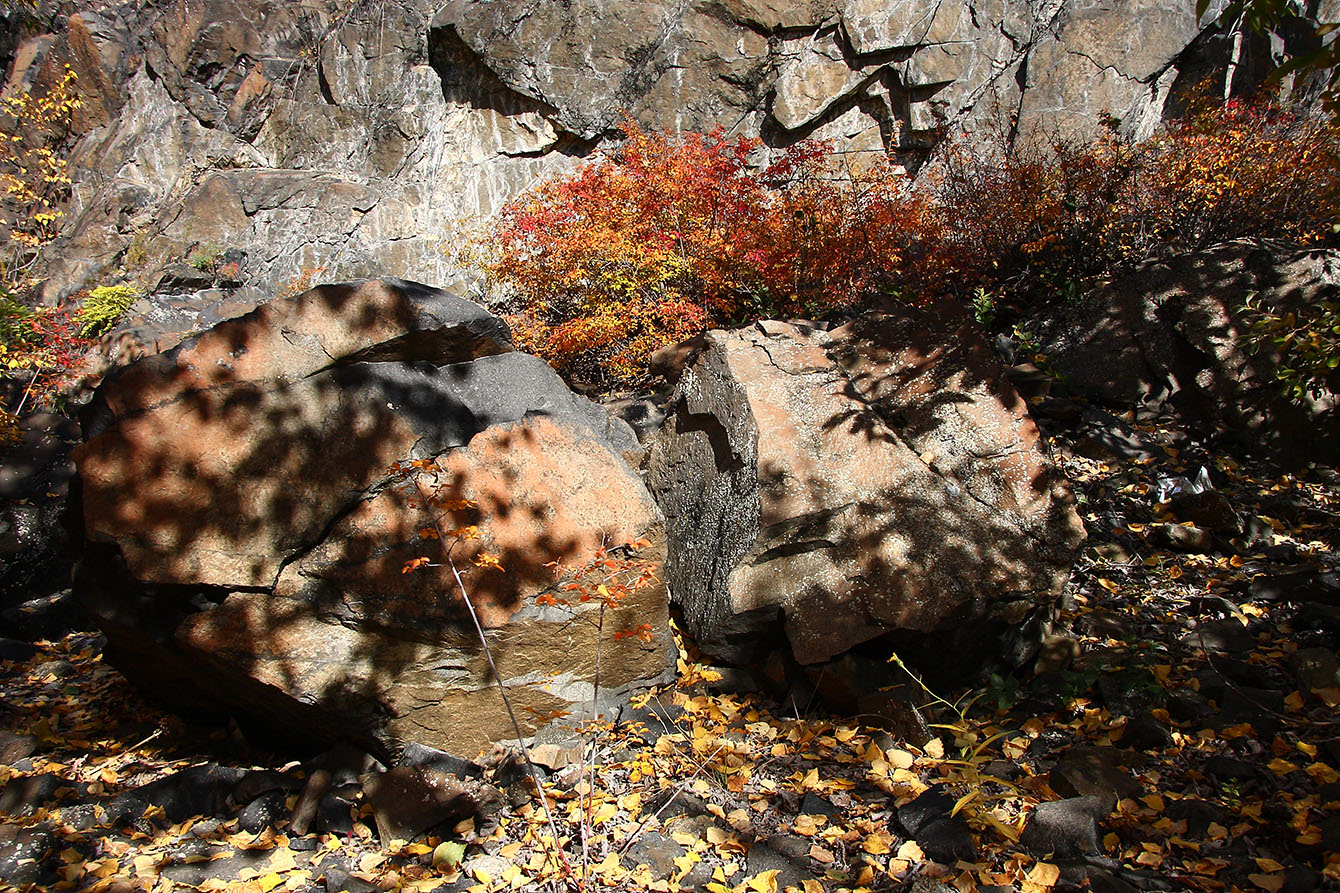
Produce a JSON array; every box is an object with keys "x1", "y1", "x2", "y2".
[
  {"x1": 122, "y1": 234, "x2": 150, "y2": 272},
  {"x1": 1237, "y1": 289, "x2": 1340, "y2": 404},
  {"x1": 888, "y1": 652, "x2": 1023, "y2": 842},
  {"x1": 188, "y1": 245, "x2": 221, "y2": 271},
  {"x1": 972, "y1": 287, "x2": 997, "y2": 328},
  {"x1": 75, "y1": 284, "x2": 142, "y2": 338}
]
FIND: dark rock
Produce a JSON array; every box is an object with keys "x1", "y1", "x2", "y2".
[
  {"x1": 57, "y1": 802, "x2": 103, "y2": 831},
  {"x1": 1004, "y1": 363, "x2": 1052, "y2": 399},
  {"x1": 799, "y1": 793, "x2": 838, "y2": 818},
  {"x1": 1184, "y1": 619, "x2": 1255, "y2": 654},
  {"x1": 1164, "y1": 797, "x2": 1232, "y2": 837},
  {"x1": 1152, "y1": 522, "x2": 1214, "y2": 553},
  {"x1": 32, "y1": 659, "x2": 76, "y2": 678},
  {"x1": 1282, "y1": 863, "x2": 1322, "y2": 893},
  {"x1": 362, "y1": 766, "x2": 493, "y2": 842},
  {"x1": 1050, "y1": 747, "x2": 1141, "y2": 801},
  {"x1": 1243, "y1": 565, "x2": 1318, "y2": 600},
  {"x1": 1074, "y1": 425, "x2": 1161, "y2": 462},
  {"x1": 0, "y1": 772, "x2": 70, "y2": 816},
  {"x1": 1203, "y1": 755, "x2": 1257, "y2": 782},
  {"x1": 0, "y1": 826, "x2": 52, "y2": 886},
  {"x1": 398, "y1": 743, "x2": 484, "y2": 780},
  {"x1": 1294, "y1": 603, "x2": 1340, "y2": 637},
  {"x1": 1020, "y1": 795, "x2": 1113, "y2": 858},
  {"x1": 983, "y1": 760, "x2": 1023, "y2": 782},
  {"x1": 895, "y1": 785, "x2": 956, "y2": 836},
  {"x1": 702, "y1": 666, "x2": 760, "y2": 696},
  {"x1": 0, "y1": 638, "x2": 39, "y2": 663},
  {"x1": 324, "y1": 867, "x2": 381, "y2": 893},
  {"x1": 745, "y1": 841, "x2": 808, "y2": 890},
  {"x1": 1167, "y1": 490, "x2": 1241, "y2": 534},
  {"x1": 1078, "y1": 612, "x2": 1138, "y2": 640},
  {"x1": 1215, "y1": 686, "x2": 1285, "y2": 736},
  {"x1": 625, "y1": 830, "x2": 685, "y2": 879},
  {"x1": 1, "y1": 589, "x2": 85, "y2": 641},
  {"x1": 1033, "y1": 634, "x2": 1079, "y2": 675},
  {"x1": 104, "y1": 765, "x2": 248, "y2": 825},
  {"x1": 915, "y1": 816, "x2": 976, "y2": 864},
  {"x1": 0, "y1": 731, "x2": 37, "y2": 765},
  {"x1": 1291, "y1": 647, "x2": 1340, "y2": 692},
  {"x1": 236, "y1": 790, "x2": 289, "y2": 833},
  {"x1": 1097, "y1": 670, "x2": 1161, "y2": 717},
  {"x1": 854, "y1": 690, "x2": 933, "y2": 746},
  {"x1": 1082, "y1": 866, "x2": 1141, "y2": 893},
  {"x1": 1025, "y1": 729, "x2": 1073, "y2": 759},
  {"x1": 1120, "y1": 713, "x2": 1174, "y2": 751},
  {"x1": 315, "y1": 793, "x2": 357, "y2": 836}
]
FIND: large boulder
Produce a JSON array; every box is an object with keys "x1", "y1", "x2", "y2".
[
  {"x1": 647, "y1": 310, "x2": 1085, "y2": 674},
  {"x1": 72, "y1": 279, "x2": 673, "y2": 759},
  {"x1": 1029, "y1": 241, "x2": 1340, "y2": 467}
]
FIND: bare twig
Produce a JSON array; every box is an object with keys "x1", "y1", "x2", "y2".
[{"x1": 447, "y1": 558, "x2": 580, "y2": 889}]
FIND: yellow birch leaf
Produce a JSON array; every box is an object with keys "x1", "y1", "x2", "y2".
[
  {"x1": 746, "y1": 869, "x2": 780, "y2": 893},
  {"x1": 1028, "y1": 862, "x2": 1060, "y2": 886},
  {"x1": 269, "y1": 849, "x2": 296, "y2": 873},
  {"x1": 1249, "y1": 873, "x2": 1285, "y2": 892},
  {"x1": 896, "y1": 840, "x2": 925, "y2": 861},
  {"x1": 258, "y1": 873, "x2": 285, "y2": 893},
  {"x1": 887, "y1": 749, "x2": 915, "y2": 769},
  {"x1": 862, "y1": 833, "x2": 893, "y2": 855}
]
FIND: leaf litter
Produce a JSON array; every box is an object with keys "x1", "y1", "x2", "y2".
[{"x1": 2, "y1": 405, "x2": 1340, "y2": 892}]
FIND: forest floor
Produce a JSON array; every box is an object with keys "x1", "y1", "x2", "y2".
[{"x1": 2, "y1": 395, "x2": 1339, "y2": 893}]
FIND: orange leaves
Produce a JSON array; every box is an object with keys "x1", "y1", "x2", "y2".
[
  {"x1": 486, "y1": 116, "x2": 914, "y2": 385},
  {"x1": 400, "y1": 556, "x2": 431, "y2": 574}
]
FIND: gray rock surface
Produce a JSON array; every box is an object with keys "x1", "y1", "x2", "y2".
[
  {"x1": 6, "y1": 0, "x2": 1306, "y2": 310},
  {"x1": 1029, "y1": 241, "x2": 1340, "y2": 467}
]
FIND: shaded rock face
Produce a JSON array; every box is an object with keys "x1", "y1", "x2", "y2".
[
  {"x1": 72, "y1": 279, "x2": 673, "y2": 759},
  {"x1": 646, "y1": 310, "x2": 1085, "y2": 673},
  {"x1": 10, "y1": 0, "x2": 1288, "y2": 307},
  {"x1": 1029, "y1": 241, "x2": 1340, "y2": 467}
]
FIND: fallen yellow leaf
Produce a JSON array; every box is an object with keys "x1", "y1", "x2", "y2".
[{"x1": 1028, "y1": 862, "x2": 1060, "y2": 886}]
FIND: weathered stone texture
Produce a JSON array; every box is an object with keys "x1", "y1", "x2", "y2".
[
  {"x1": 73, "y1": 279, "x2": 671, "y2": 758},
  {"x1": 647, "y1": 312, "x2": 1085, "y2": 670},
  {"x1": 8, "y1": 0, "x2": 1289, "y2": 310}
]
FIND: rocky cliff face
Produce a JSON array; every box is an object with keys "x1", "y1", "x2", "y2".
[{"x1": 3, "y1": 0, "x2": 1305, "y2": 312}]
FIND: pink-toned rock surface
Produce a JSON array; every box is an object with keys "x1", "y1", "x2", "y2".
[
  {"x1": 648, "y1": 309, "x2": 1084, "y2": 670},
  {"x1": 73, "y1": 280, "x2": 669, "y2": 758}
]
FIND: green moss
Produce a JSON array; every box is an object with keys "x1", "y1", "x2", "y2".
[{"x1": 76, "y1": 284, "x2": 142, "y2": 338}]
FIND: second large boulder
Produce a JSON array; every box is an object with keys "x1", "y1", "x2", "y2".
[{"x1": 647, "y1": 309, "x2": 1085, "y2": 673}]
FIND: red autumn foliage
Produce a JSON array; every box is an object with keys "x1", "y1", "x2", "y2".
[{"x1": 483, "y1": 96, "x2": 1339, "y2": 387}]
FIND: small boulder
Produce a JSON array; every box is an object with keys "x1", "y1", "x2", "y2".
[{"x1": 1020, "y1": 795, "x2": 1114, "y2": 858}]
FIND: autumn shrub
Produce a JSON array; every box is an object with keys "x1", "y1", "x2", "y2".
[
  {"x1": 0, "y1": 299, "x2": 92, "y2": 429},
  {"x1": 928, "y1": 95, "x2": 1340, "y2": 303},
  {"x1": 485, "y1": 118, "x2": 926, "y2": 385},
  {"x1": 482, "y1": 97, "x2": 1339, "y2": 387},
  {"x1": 0, "y1": 65, "x2": 80, "y2": 290},
  {"x1": 74, "y1": 283, "x2": 142, "y2": 338}
]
